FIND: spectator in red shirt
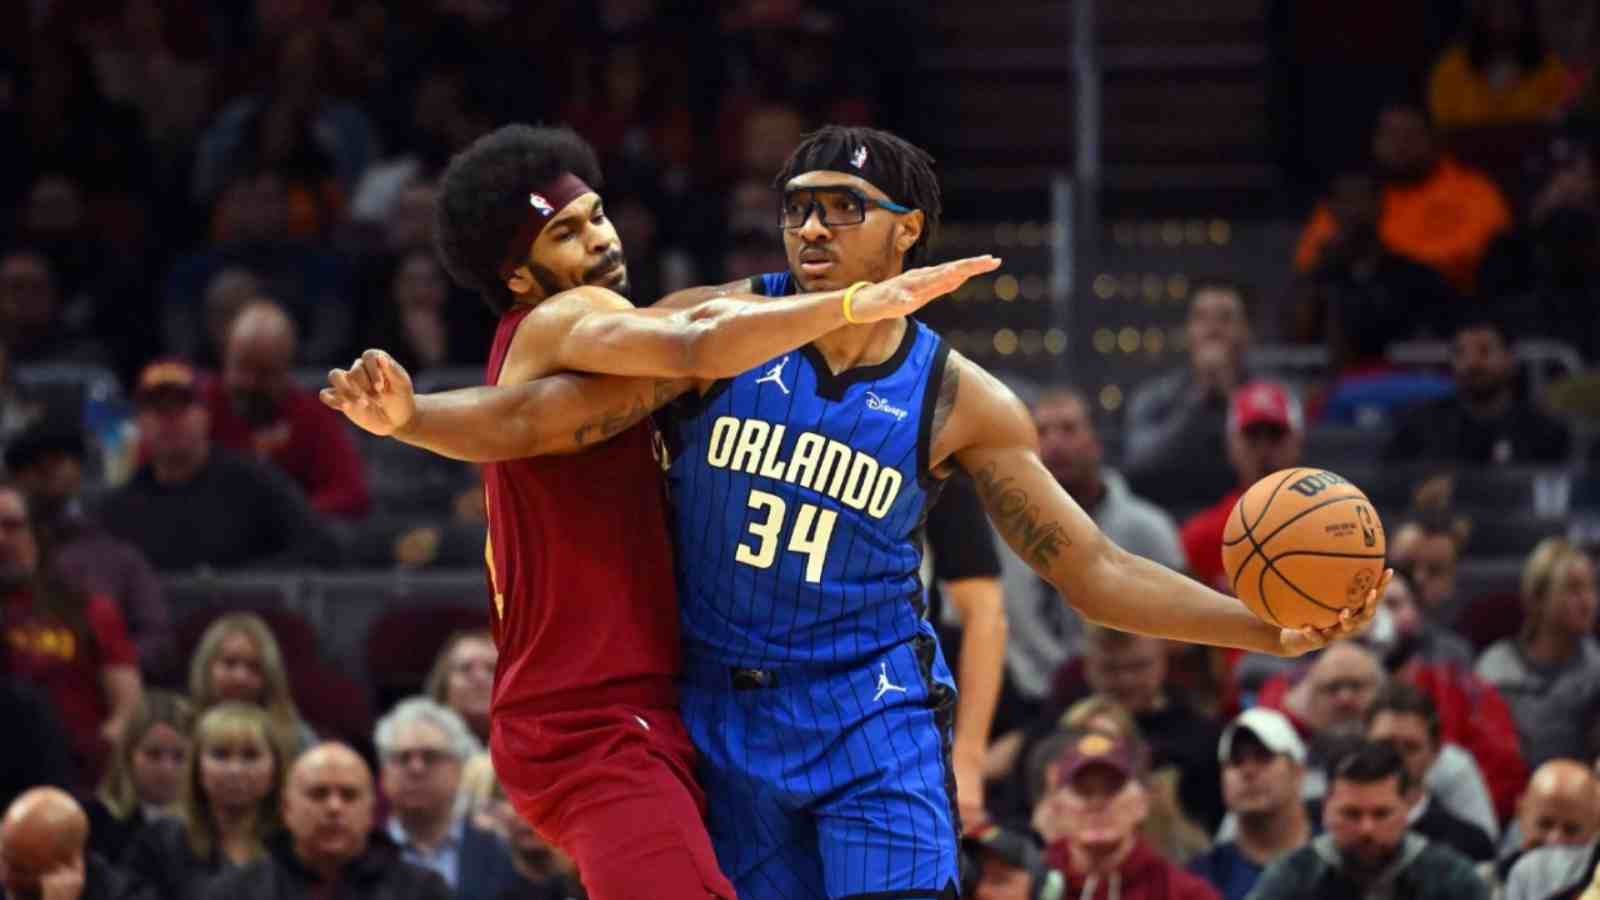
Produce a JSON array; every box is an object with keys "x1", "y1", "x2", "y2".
[
  {"x1": 0, "y1": 483, "x2": 143, "y2": 785},
  {"x1": 7, "y1": 417, "x2": 176, "y2": 680},
  {"x1": 1038, "y1": 729, "x2": 1221, "y2": 900},
  {"x1": 206, "y1": 300, "x2": 371, "y2": 519},
  {"x1": 1256, "y1": 626, "x2": 1528, "y2": 825},
  {"x1": 1180, "y1": 382, "x2": 1305, "y2": 591}
]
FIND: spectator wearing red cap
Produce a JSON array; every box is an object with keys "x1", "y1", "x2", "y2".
[
  {"x1": 94, "y1": 360, "x2": 335, "y2": 572},
  {"x1": 1179, "y1": 382, "x2": 1305, "y2": 592},
  {"x1": 206, "y1": 300, "x2": 371, "y2": 519},
  {"x1": 1038, "y1": 729, "x2": 1221, "y2": 900}
]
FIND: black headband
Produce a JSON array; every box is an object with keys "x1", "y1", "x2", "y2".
[{"x1": 787, "y1": 141, "x2": 908, "y2": 207}]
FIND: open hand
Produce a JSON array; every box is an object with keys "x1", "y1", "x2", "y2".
[
  {"x1": 849, "y1": 256, "x2": 1002, "y2": 323},
  {"x1": 1279, "y1": 568, "x2": 1391, "y2": 656},
  {"x1": 320, "y1": 349, "x2": 417, "y2": 437}
]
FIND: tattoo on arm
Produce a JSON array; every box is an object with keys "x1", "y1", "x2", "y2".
[
  {"x1": 571, "y1": 379, "x2": 685, "y2": 449},
  {"x1": 971, "y1": 461, "x2": 1071, "y2": 570},
  {"x1": 929, "y1": 354, "x2": 960, "y2": 447}
]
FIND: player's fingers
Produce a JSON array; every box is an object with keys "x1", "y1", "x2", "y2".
[
  {"x1": 1295, "y1": 625, "x2": 1328, "y2": 649},
  {"x1": 362, "y1": 348, "x2": 393, "y2": 392},
  {"x1": 318, "y1": 387, "x2": 346, "y2": 410},
  {"x1": 930, "y1": 255, "x2": 1001, "y2": 285},
  {"x1": 327, "y1": 368, "x2": 367, "y2": 407},
  {"x1": 928, "y1": 256, "x2": 999, "y2": 288},
  {"x1": 373, "y1": 349, "x2": 406, "y2": 390},
  {"x1": 951, "y1": 254, "x2": 1002, "y2": 273},
  {"x1": 347, "y1": 359, "x2": 379, "y2": 397}
]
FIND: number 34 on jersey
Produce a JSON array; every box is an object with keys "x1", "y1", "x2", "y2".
[{"x1": 704, "y1": 415, "x2": 906, "y2": 585}]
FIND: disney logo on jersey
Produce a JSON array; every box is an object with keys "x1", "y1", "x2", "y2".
[{"x1": 864, "y1": 391, "x2": 908, "y2": 421}]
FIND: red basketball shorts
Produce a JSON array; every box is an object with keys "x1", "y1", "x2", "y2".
[{"x1": 490, "y1": 701, "x2": 736, "y2": 899}]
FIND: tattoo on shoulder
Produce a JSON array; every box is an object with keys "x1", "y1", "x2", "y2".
[
  {"x1": 971, "y1": 461, "x2": 1071, "y2": 569},
  {"x1": 930, "y1": 353, "x2": 960, "y2": 446},
  {"x1": 571, "y1": 379, "x2": 688, "y2": 449}
]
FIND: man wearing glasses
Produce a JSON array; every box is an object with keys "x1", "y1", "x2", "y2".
[
  {"x1": 329, "y1": 125, "x2": 1377, "y2": 899},
  {"x1": 374, "y1": 698, "x2": 522, "y2": 899}
]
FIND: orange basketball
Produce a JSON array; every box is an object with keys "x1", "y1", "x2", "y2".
[{"x1": 1220, "y1": 467, "x2": 1387, "y2": 630}]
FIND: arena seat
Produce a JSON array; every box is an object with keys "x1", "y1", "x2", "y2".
[
  {"x1": 1460, "y1": 514, "x2": 1567, "y2": 559},
  {"x1": 365, "y1": 604, "x2": 491, "y2": 710},
  {"x1": 314, "y1": 571, "x2": 486, "y2": 682},
  {"x1": 1455, "y1": 590, "x2": 1522, "y2": 654},
  {"x1": 1302, "y1": 426, "x2": 1386, "y2": 468},
  {"x1": 163, "y1": 574, "x2": 300, "y2": 616},
  {"x1": 290, "y1": 661, "x2": 375, "y2": 756}
]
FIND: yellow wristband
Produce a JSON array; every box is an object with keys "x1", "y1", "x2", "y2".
[{"x1": 842, "y1": 281, "x2": 871, "y2": 325}]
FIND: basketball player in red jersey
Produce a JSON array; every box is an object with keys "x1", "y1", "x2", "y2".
[{"x1": 327, "y1": 124, "x2": 997, "y2": 899}]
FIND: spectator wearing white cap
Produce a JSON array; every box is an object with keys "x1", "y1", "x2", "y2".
[{"x1": 1189, "y1": 709, "x2": 1312, "y2": 900}]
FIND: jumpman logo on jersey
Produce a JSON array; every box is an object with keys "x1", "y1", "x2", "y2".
[
  {"x1": 872, "y1": 662, "x2": 907, "y2": 702},
  {"x1": 755, "y1": 356, "x2": 791, "y2": 395}
]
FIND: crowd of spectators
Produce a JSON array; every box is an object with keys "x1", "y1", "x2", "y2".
[
  {"x1": 2, "y1": 1, "x2": 1600, "y2": 900},
  {"x1": 962, "y1": 4, "x2": 1600, "y2": 894}
]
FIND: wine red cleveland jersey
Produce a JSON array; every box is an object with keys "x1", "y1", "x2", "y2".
[{"x1": 481, "y1": 305, "x2": 681, "y2": 715}]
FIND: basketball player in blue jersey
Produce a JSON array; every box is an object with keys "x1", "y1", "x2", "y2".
[{"x1": 325, "y1": 126, "x2": 1386, "y2": 899}]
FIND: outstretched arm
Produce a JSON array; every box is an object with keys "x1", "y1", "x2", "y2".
[
  {"x1": 320, "y1": 280, "x2": 756, "y2": 460},
  {"x1": 324, "y1": 351, "x2": 693, "y2": 462},
  {"x1": 324, "y1": 259, "x2": 998, "y2": 460},
  {"x1": 930, "y1": 353, "x2": 1379, "y2": 657},
  {"x1": 547, "y1": 256, "x2": 999, "y2": 380}
]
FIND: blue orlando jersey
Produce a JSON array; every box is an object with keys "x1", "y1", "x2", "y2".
[{"x1": 665, "y1": 271, "x2": 949, "y2": 669}]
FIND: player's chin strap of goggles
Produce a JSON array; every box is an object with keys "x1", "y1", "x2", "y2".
[{"x1": 496, "y1": 171, "x2": 595, "y2": 280}]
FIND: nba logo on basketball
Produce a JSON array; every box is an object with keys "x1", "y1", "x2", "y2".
[
  {"x1": 1356, "y1": 505, "x2": 1378, "y2": 547},
  {"x1": 851, "y1": 146, "x2": 868, "y2": 169},
  {"x1": 529, "y1": 193, "x2": 554, "y2": 215}
]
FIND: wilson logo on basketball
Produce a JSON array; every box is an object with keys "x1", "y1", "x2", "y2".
[
  {"x1": 1286, "y1": 471, "x2": 1349, "y2": 498},
  {"x1": 1222, "y1": 467, "x2": 1387, "y2": 631}
]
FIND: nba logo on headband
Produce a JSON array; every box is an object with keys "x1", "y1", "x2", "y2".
[
  {"x1": 529, "y1": 193, "x2": 554, "y2": 216},
  {"x1": 850, "y1": 146, "x2": 868, "y2": 169}
]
